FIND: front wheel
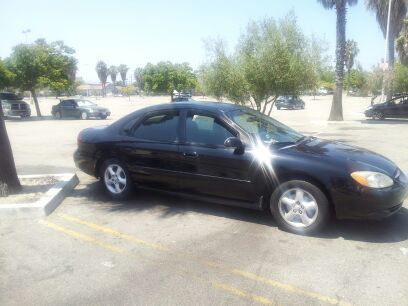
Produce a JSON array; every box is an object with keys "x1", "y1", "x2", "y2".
[
  {"x1": 81, "y1": 111, "x2": 88, "y2": 120},
  {"x1": 270, "y1": 180, "x2": 330, "y2": 235},
  {"x1": 100, "y1": 159, "x2": 132, "y2": 200},
  {"x1": 372, "y1": 111, "x2": 384, "y2": 120},
  {"x1": 277, "y1": 106, "x2": 281, "y2": 110},
  {"x1": 54, "y1": 111, "x2": 61, "y2": 119}
]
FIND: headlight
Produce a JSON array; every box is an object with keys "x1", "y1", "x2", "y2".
[{"x1": 351, "y1": 171, "x2": 394, "y2": 188}]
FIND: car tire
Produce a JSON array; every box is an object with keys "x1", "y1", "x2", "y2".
[
  {"x1": 277, "y1": 106, "x2": 281, "y2": 110},
  {"x1": 81, "y1": 111, "x2": 88, "y2": 120},
  {"x1": 270, "y1": 180, "x2": 330, "y2": 235},
  {"x1": 372, "y1": 111, "x2": 384, "y2": 120},
  {"x1": 54, "y1": 111, "x2": 61, "y2": 120},
  {"x1": 100, "y1": 159, "x2": 133, "y2": 200},
  {"x1": 100, "y1": 115, "x2": 107, "y2": 120}
]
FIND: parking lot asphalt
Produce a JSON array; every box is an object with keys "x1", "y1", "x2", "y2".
[{"x1": 1, "y1": 95, "x2": 408, "y2": 305}]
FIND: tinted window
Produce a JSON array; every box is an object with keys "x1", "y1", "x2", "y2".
[
  {"x1": 186, "y1": 112, "x2": 234, "y2": 146},
  {"x1": 61, "y1": 100, "x2": 75, "y2": 107},
  {"x1": 132, "y1": 111, "x2": 179, "y2": 142},
  {"x1": 0, "y1": 93, "x2": 21, "y2": 100},
  {"x1": 228, "y1": 109, "x2": 303, "y2": 145}
]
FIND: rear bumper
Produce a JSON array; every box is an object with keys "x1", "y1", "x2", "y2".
[{"x1": 73, "y1": 149, "x2": 97, "y2": 177}]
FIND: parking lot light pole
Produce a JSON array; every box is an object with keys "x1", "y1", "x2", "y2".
[{"x1": 381, "y1": 0, "x2": 393, "y2": 103}]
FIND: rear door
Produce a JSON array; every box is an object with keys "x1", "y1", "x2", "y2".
[
  {"x1": 178, "y1": 109, "x2": 257, "y2": 203},
  {"x1": 60, "y1": 100, "x2": 76, "y2": 117},
  {"x1": 119, "y1": 109, "x2": 183, "y2": 191}
]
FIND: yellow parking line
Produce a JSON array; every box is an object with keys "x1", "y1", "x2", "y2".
[
  {"x1": 38, "y1": 220, "x2": 124, "y2": 254},
  {"x1": 39, "y1": 219, "x2": 275, "y2": 305},
  {"x1": 58, "y1": 213, "x2": 351, "y2": 306},
  {"x1": 211, "y1": 281, "x2": 274, "y2": 305}
]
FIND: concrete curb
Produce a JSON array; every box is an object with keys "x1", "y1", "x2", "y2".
[{"x1": 0, "y1": 173, "x2": 79, "y2": 218}]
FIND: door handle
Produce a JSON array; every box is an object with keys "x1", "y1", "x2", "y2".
[{"x1": 183, "y1": 151, "x2": 198, "y2": 158}]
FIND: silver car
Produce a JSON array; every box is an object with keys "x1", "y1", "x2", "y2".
[{"x1": 0, "y1": 92, "x2": 31, "y2": 118}]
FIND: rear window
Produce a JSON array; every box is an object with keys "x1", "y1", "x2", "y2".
[{"x1": 0, "y1": 93, "x2": 21, "y2": 100}]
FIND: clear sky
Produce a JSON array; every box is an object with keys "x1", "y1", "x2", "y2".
[{"x1": 0, "y1": 0, "x2": 386, "y2": 83}]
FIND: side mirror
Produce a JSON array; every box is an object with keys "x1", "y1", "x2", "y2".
[{"x1": 224, "y1": 137, "x2": 244, "y2": 153}]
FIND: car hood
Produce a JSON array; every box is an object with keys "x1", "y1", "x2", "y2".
[{"x1": 283, "y1": 137, "x2": 397, "y2": 176}]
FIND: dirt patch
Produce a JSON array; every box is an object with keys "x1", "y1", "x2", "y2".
[{"x1": 0, "y1": 176, "x2": 59, "y2": 204}]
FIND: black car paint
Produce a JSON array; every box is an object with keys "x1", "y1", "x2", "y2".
[
  {"x1": 52, "y1": 99, "x2": 111, "y2": 119},
  {"x1": 74, "y1": 102, "x2": 408, "y2": 220},
  {"x1": 365, "y1": 95, "x2": 408, "y2": 119}
]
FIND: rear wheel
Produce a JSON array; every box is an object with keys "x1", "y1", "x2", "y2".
[
  {"x1": 54, "y1": 111, "x2": 61, "y2": 119},
  {"x1": 100, "y1": 159, "x2": 132, "y2": 200},
  {"x1": 277, "y1": 106, "x2": 281, "y2": 110},
  {"x1": 270, "y1": 180, "x2": 330, "y2": 235}
]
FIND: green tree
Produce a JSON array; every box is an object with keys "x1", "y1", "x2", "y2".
[
  {"x1": 118, "y1": 64, "x2": 128, "y2": 85},
  {"x1": 134, "y1": 67, "x2": 144, "y2": 92},
  {"x1": 200, "y1": 14, "x2": 325, "y2": 115},
  {"x1": 344, "y1": 39, "x2": 359, "y2": 89},
  {"x1": 6, "y1": 39, "x2": 77, "y2": 116},
  {"x1": 393, "y1": 63, "x2": 408, "y2": 93},
  {"x1": 120, "y1": 84, "x2": 136, "y2": 100},
  {"x1": 344, "y1": 65, "x2": 368, "y2": 94},
  {"x1": 396, "y1": 18, "x2": 408, "y2": 65},
  {"x1": 366, "y1": 0, "x2": 407, "y2": 98},
  {"x1": 0, "y1": 59, "x2": 20, "y2": 195},
  {"x1": 142, "y1": 61, "x2": 197, "y2": 94},
  {"x1": 318, "y1": 0, "x2": 358, "y2": 121},
  {"x1": 109, "y1": 65, "x2": 118, "y2": 93},
  {"x1": 96, "y1": 61, "x2": 108, "y2": 96}
]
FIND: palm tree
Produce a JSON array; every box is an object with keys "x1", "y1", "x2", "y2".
[
  {"x1": 344, "y1": 39, "x2": 359, "y2": 90},
  {"x1": 366, "y1": 0, "x2": 407, "y2": 99},
  {"x1": 96, "y1": 61, "x2": 108, "y2": 96},
  {"x1": 396, "y1": 17, "x2": 408, "y2": 65},
  {"x1": 118, "y1": 64, "x2": 129, "y2": 86},
  {"x1": 318, "y1": 0, "x2": 358, "y2": 121},
  {"x1": 109, "y1": 65, "x2": 118, "y2": 93}
]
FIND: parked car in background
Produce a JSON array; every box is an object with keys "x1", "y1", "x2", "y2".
[
  {"x1": 317, "y1": 88, "x2": 328, "y2": 96},
  {"x1": 172, "y1": 92, "x2": 194, "y2": 102},
  {"x1": 74, "y1": 101, "x2": 408, "y2": 235},
  {"x1": 0, "y1": 92, "x2": 31, "y2": 118},
  {"x1": 275, "y1": 96, "x2": 305, "y2": 110},
  {"x1": 365, "y1": 94, "x2": 408, "y2": 120},
  {"x1": 52, "y1": 99, "x2": 111, "y2": 120}
]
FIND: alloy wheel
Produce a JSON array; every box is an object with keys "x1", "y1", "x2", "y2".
[
  {"x1": 278, "y1": 188, "x2": 318, "y2": 228},
  {"x1": 104, "y1": 164, "x2": 127, "y2": 194}
]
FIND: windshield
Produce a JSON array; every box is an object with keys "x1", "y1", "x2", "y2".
[
  {"x1": 77, "y1": 100, "x2": 96, "y2": 107},
  {"x1": 228, "y1": 109, "x2": 304, "y2": 145}
]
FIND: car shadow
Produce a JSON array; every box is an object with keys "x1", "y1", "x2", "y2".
[
  {"x1": 71, "y1": 180, "x2": 408, "y2": 243},
  {"x1": 360, "y1": 118, "x2": 408, "y2": 125}
]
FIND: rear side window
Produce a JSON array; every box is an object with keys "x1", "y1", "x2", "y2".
[
  {"x1": 132, "y1": 111, "x2": 179, "y2": 143},
  {"x1": 186, "y1": 112, "x2": 234, "y2": 146}
]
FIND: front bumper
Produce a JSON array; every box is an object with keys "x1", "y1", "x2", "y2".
[
  {"x1": 333, "y1": 173, "x2": 408, "y2": 220},
  {"x1": 89, "y1": 111, "x2": 111, "y2": 118},
  {"x1": 4, "y1": 109, "x2": 31, "y2": 117}
]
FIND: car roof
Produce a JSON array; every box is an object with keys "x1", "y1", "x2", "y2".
[{"x1": 140, "y1": 101, "x2": 243, "y2": 113}]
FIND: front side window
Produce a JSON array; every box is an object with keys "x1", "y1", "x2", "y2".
[
  {"x1": 228, "y1": 109, "x2": 303, "y2": 145},
  {"x1": 132, "y1": 111, "x2": 179, "y2": 142},
  {"x1": 186, "y1": 112, "x2": 234, "y2": 146}
]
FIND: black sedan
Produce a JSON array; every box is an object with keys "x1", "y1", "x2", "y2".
[
  {"x1": 275, "y1": 96, "x2": 305, "y2": 110},
  {"x1": 52, "y1": 99, "x2": 111, "y2": 120},
  {"x1": 74, "y1": 102, "x2": 408, "y2": 235},
  {"x1": 365, "y1": 94, "x2": 408, "y2": 120}
]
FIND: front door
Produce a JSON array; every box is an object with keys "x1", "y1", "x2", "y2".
[
  {"x1": 120, "y1": 110, "x2": 183, "y2": 191},
  {"x1": 178, "y1": 110, "x2": 257, "y2": 203}
]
